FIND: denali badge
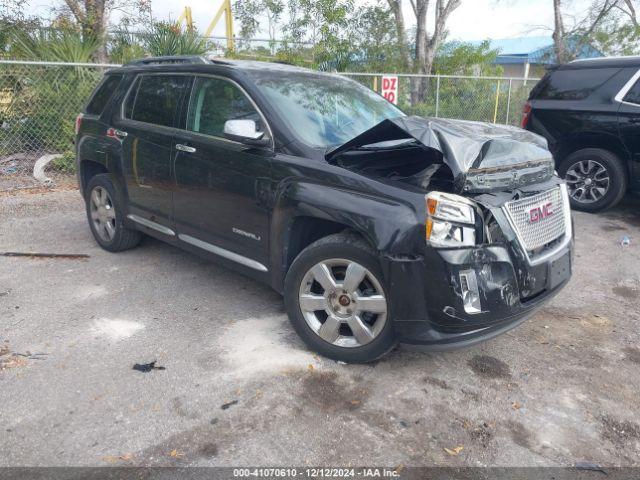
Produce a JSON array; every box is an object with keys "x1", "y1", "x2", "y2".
[
  {"x1": 528, "y1": 202, "x2": 554, "y2": 223},
  {"x1": 232, "y1": 227, "x2": 261, "y2": 241}
]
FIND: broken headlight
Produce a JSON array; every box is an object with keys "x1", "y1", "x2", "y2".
[{"x1": 425, "y1": 192, "x2": 477, "y2": 247}]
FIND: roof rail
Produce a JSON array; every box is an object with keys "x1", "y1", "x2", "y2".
[
  {"x1": 203, "y1": 54, "x2": 233, "y2": 65},
  {"x1": 570, "y1": 55, "x2": 640, "y2": 63},
  {"x1": 126, "y1": 55, "x2": 208, "y2": 66}
]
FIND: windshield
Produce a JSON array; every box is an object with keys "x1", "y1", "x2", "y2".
[{"x1": 251, "y1": 71, "x2": 405, "y2": 148}]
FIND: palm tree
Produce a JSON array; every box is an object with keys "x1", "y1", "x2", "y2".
[
  {"x1": 10, "y1": 28, "x2": 99, "y2": 63},
  {"x1": 143, "y1": 22, "x2": 211, "y2": 57}
]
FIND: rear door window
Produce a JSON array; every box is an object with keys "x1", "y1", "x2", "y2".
[
  {"x1": 124, "y1": 75, "x2": 190, "y2": 127},
  {"x1": 85, "y1": 74, "x2": 123, "y2": 115},
  {"x1": 536, "y1": 68, "x2": 620, "y2": 100},
  {"x1": 186, "y1": 76, "x2": 267, "y2": 138}
]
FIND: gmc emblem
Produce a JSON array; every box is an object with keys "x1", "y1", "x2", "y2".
[{"x1": 529, "y1": 202, "x2": 554, "y2": 223}]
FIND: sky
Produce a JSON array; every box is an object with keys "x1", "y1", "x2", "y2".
[{"x1": 24, "y1": 0, "x2": 594, "y2": 42}]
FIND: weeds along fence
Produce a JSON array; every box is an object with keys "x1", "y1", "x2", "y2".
[{"x1": 0, "y1": 60, "x2": 537, "y2": 179}]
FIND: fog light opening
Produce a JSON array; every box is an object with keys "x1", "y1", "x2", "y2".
[{"x1": 460, "y1": 270, "x2": 482, "y2": 314}]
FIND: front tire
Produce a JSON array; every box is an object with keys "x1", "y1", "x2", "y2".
[
  {"x1": 85, "y1": 174, "x2": 142, "y2": 252},
  {"x1": 284, "y1": 233, "x2": 397, "y2": 363},
  {"x1": 559, "y1": 148, "x2": 627, "y2": 212}
]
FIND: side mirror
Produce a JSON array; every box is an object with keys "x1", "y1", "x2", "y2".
[{"x1": 223, "y1": 119, "x2": 269, "y2": 146}]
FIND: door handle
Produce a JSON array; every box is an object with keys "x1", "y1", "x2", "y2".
[{"x1": 176, "y1": 144, "x2": 196, "y2": 153}]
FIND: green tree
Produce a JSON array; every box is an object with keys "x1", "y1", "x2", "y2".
[
  {"x1": 232, "y1": 0, "x2": 284, "y2": 54},
  {"x1": 511, "y1": 0, "x2": 639, "y2": 63},
  {"x1": 234, "y1": 0, "x2": 262, "y2": 46},
  {"x1": 108, "y1": 19, "x2": 146, "y2": 64},
  {"x1": 386, "y1": 0, "x2": 462, "y2": 103},
  {"x1": 582, "y1": 1, "x2": 640, "y2": 56},
  {"x1": 285, "y1": 0, "x2": 354, "y2": 68},
  {"x1": 0, "y1": 0, "x2": 39, "y2": 57},
  {"x1": 434, "y1": 40, "x2": 501, "y2": 76},
  {"x1": 53, "y1": 0, "x2": 151, "y2": 62},
  {"x1": 350, "y1": 4, "x2": 401, "y2": 72},
  {"x1": 264, "y1": 0, "x2": 285, "y2": 50},
  {"x1": 551, "y1": 0, "x2": 621, "y2": 62}
]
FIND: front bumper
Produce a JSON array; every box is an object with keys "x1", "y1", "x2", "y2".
[{"x1": 383, "y1": 234, "x2": 573, "y2": 350}]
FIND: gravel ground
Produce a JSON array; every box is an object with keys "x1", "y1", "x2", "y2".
[
  {"x1": 0, "y1": 189, "x2": 639, "y2": 468},
  {"x1": 0, "y1": 168, "x2": 77, "y2": 193}
]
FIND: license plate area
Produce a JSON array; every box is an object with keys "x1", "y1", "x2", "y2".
[{"x1": 548, "y1": 252, "x2": 571, "y2": 290}]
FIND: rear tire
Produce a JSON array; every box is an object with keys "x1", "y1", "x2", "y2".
[
  {"x1": 284, "y1": 233, "x2": 397, "y2": 363},
  {"x1": 85, "y1": 174, "x2": 142, "y2": 252},
  {"x1": 559, "y1": 148, "x2": 627, "y2": 212}
]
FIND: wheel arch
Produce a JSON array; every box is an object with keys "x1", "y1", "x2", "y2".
[
  {"x1": 556, "y1": 133, "x2": 631, "y2": 178},
  {"x1": 79, "y1": 159, "x2": 108, "y2": 195},
  {"x1": 285, "y1": 216, "x2": 365, "y2": 270},
  {"x1": 269, "y1": 181, "x2": 423, "y2": 293}
]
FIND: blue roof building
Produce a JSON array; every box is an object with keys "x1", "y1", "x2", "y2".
[{"x1": 475, "y1": 36, "x2": 603, "y2": 80}]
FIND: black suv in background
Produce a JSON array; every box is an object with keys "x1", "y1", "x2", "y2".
[
  {"x1": 75, "y1": 56, "x2": 573, "y2": 362},
  {"x1": 524, "y1": 56, "x2": 640, "y2": 212}
]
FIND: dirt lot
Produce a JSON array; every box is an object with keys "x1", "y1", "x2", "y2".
[{"x1": 0, "y1": 188, "x2": 639, "y2": 468}]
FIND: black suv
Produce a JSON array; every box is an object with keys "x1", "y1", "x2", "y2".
[
  {"x1": 76, "y1": 56, "x2": 573, "y2": 362},
  {"x1": 524, "y1": 56, "x2": 640, "y2": 212}
]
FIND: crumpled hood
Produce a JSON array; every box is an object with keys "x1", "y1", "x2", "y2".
[{"x1": 326, "y1": 116, "x2": 555, "y2": 193}]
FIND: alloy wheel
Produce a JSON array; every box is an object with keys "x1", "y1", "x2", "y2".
[
  {"x1": 564, "y1": 160, "x2": 610, "y2": 203},
  {"x1": 89, "y1": 186, "x2": 116, "y2": 242},
  {"x1": 298, "y1": 259, "x2": 387, "y2": 348}
]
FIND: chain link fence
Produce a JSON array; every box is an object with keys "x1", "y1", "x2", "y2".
[
  {"x1": 0, "y1": 60, "x2": 112, "y2": 190},
  {"x1": 341, "y1": 73, "x2": 538, "y2": 127},
  {"x1": 0, "y1": 60, "x2": 537, "y2": 191}
]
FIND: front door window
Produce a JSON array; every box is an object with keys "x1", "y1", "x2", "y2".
[{"x1": 186, "y1": 77, "x2": 268, "y2": 140}]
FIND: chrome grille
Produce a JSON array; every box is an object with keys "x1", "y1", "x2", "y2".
[{"x1": 503, "y1": 187, "x2": 567, "y2": 251}]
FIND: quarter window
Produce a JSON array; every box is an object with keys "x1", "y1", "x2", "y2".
[
  {"x1": 86, "y1": 74, "x2": 123, "y2": 115},
  {"x1": 124, "y1": 75, "x2": 190, "y2": 127},
  {"x1": 186, "y1": 77, "x2": 266, "y2": 138},
  {"x1": 536, "y1": 68, "x2": 620, "y2": 101},
  {"x1": 623, "y1": 79, "x2": 640, "y2": 105}
]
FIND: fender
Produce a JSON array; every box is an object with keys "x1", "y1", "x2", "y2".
[
  {"x1": 76, "y1": 130, "x2": 107, "y2": 194},
  {"x1": 268, "y1": 179, "x2": 425, "y2": 292}
]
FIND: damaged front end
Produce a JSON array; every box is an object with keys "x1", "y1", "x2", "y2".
[
  {"x1": 326, "y1": 115, "x2": 555, "y2": 194},
  {"x1": 328, "y1": 116, "x2": 573, "y2": 349}
]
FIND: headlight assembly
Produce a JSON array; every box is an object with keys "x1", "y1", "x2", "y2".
[{"x1": 425, "y1": 192, "x2": 477, "y2": 247}]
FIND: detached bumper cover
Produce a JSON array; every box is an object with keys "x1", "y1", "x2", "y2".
[{"x1": 383, "y1": 239, "x2": 573, "y2": 349}]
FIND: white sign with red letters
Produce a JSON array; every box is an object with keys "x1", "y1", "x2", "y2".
[{"x1": 381, "y1": 75, "x2": 398, "y2": 104}]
